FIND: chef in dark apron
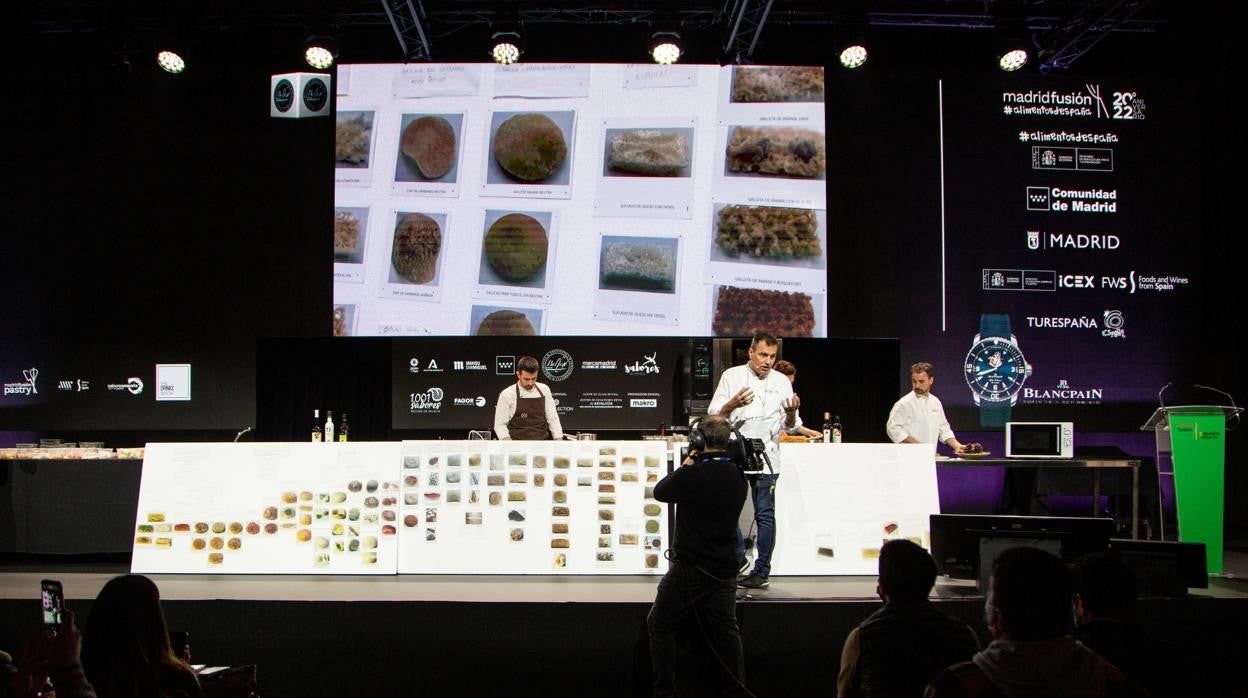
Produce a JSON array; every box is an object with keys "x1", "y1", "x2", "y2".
[{"x1": 493, "y1": 356, "x2": 564, "y2": 440}]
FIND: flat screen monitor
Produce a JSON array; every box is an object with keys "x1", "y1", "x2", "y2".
[{"x1": 930, "y1": 514, "x2": 1116, "y2": 580}]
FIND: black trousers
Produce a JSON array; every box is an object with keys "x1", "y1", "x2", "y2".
[{"x1": 646, "y1": 560, "x2": 746, "y2": 697}]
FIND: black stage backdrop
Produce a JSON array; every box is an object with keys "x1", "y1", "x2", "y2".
[{"x1": 3, "y1": 9, "x2": 1246, "y2": 535}]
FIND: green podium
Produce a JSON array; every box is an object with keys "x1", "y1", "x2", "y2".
[{"x1": 1142, "y1": 405, "x2": 1241, "y2": 575}]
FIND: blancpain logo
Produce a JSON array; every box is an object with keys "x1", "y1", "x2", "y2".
[
  {"x1": 624, "y1": 352, "x2": 661, "y2": 375},
  {"x1": 107, "y1": 377, "x2": 144, "y2": 395},
  {"x1": 1024, "y1": 378, "x2": 1104, "y2": 404},
  {"x1": 409, "y1": 387, "x2": 444, "y2": 413},
  {"x1": 3, "y1": 368, "x2": 39, "y2": 396}
]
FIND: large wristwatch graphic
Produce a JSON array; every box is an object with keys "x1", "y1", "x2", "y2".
[{"x1": 964, "y1": 313, "x2": 1032, "y2": 427}]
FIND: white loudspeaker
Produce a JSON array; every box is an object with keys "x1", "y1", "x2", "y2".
[{"x1": 269, "y1": 72, "x2": 331, "y2": 119}]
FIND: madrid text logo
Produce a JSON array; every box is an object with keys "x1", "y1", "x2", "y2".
[
  {"x1": 1102, "y1": 310, "x2": 1126, "y2": 339},
  {"x1": 3, "y1": 368, "x2": 39, "y2": 396},
  {"x1": 541, "y1": 349, "x2": 574, "y2": 382},
  {"x1": 1030, "y1": 232, "x2": 1121, "y2": 250},
  {"x1": 409, "y1": 387, "x2": 444, "y2": 413},
  {"x1": 496, "y1": 356, "x2": 516, "y2": 375},
  {"x1": 624, "y1": 352, "x2": 661, "y2": 376}
]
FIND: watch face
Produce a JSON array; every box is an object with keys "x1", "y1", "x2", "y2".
[{"x1": 965, "y1": 336, "x2": 1028, "y2": 401}]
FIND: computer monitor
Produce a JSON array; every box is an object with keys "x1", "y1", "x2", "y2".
[{"x1": 930, "y1": 514, "x2": 1116, "y2": 581}]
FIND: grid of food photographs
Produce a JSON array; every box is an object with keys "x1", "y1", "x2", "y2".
[
  {"x1": 333, "y1": 63, "x2": 826, "y2": 338},
  {"x1": 396, "y1": 439, "x2": 670, "y2": 574},
  {"x1": 130, "y1": 440, "x2": 671, "y2": 575},
  {"x1": 131, "y1": 442, "x2": 402, "y2": 574}
]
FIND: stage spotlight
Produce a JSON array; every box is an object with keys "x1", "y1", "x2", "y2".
[
  {"x1": 490, "y1": 31, "x2": 522, "y2": 65},
  {"x1": 998, "y1": 47, "x2": 1029, "y2": 71},
  {"x1": 650, "y1": 31, "x2": 681, "y2": 65},
  {"x1": 839, "y1": 44, "x2": 867, "y2": 69},
  {"x1": 156, "y1": 49, "x2": 186, "y2": 74},
  {"x1": 305, "y1": 35, "x2": 338, "y2": 70},
  {"x1": 994, "y1": 4, "x2": 1031, "y2": 72}
]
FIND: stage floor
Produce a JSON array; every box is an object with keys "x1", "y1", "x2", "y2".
[{"x1": 3, "y1": 547, "x2": 1246, "y2": 603}]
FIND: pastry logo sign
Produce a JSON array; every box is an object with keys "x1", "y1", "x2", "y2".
[
  {"x1": 272, "y1": 79, "x2": 295, "y2": 113},
  {"x1": 3, "y1": 368, "x2": 39, "y2": 396},
  {"x1": 541, "y1": 349, "x2": 573, "y2": 382},
  {"x1": 410, "y1": 387, "x2": 445, "y2": 414},
  {"x1": 624, "y1": 352, "x2": 661, "y2": 376}
]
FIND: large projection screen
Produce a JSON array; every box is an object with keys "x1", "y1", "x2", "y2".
[{"x1": 333, "y1": 63, "x2": 827, "y2": 338}]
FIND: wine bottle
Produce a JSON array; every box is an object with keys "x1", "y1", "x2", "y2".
[
  {"x1": 325, "y1": 410, "x2": 335, "y2": 443},
  {"x1": 831, "y1": 415, "x2": 843, "y2": 444},
  {"x1": 312, "y1": 409, "x2": 322, "y2": 443},
  {"x1": 821, "y1": 412, "x2": 832, "y2": 443},
  {"x1": 338, "y1": 413, "x2": 349, "y2": 442}
]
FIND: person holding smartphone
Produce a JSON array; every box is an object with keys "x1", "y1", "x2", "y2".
[{"x1": 80, "y1": 575, "x2": 201, "y2": 698}]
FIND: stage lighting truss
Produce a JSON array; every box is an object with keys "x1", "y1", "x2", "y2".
[{"x1": 490, "y1": 31, "x2": 522, "y2": 65}]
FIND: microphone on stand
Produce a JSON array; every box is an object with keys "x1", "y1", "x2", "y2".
[
  {"x1": 234, "y1": 427, "x2": 253, "y2": 443},
  {"x1": 1193, "y1": 385, "x2": 1240, "y2": 430},
  {"x1": 1157, "y1": 382, "x2": 1172, "y2": 408}
]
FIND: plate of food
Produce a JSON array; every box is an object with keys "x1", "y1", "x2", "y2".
[{"x1": 959, "y1": 443, "x2": 990, "y2": 459}]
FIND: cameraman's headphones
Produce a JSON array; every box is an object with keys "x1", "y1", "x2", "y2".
[{"x1": 689, "y1": 417, "x2": 708, "y2": 451}]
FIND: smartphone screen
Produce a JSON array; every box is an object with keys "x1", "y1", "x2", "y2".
[{"x1": 41, "y1": 579, "x2": 64, "y2": 629}]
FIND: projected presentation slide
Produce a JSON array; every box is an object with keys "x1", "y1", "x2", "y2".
[{"x1": 333, "y1": 63, "x2": 827, "y2": 338}]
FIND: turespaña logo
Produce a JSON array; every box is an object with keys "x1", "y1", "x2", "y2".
[
  {"x1": 625, "y1": 352, "x2": 661, "y2": 376},
  {"x1": 541, "y1": 349, "x2": 573, "y2": 382},
  {"x1": 3, "y1": 368, "x2": 39, "y2": 396},
  {"x1": 1102, "y1": 310, "x2": 1126, "y2": 339},
  {"x1": 496, "y1": 356, "x2": 516, "y2": 375},
  {"x1": 409, "y1": 387, "x2": 444, "y2": 413}
]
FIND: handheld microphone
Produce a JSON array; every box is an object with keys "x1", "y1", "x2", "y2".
[
  {"x1": 1158, "y1": 382, "x2": 1172, "y2": 408},
  {"x1": 234, "y1": 427, "x2": 252, "y2": 443}
]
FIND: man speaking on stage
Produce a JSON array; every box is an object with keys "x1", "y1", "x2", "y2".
[{"x1": 708, "y1": 332, "x2": 801, "y2": 590}]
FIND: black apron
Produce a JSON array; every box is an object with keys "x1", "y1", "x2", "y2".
[{"x1": 508, "y1": 384, "x2": 552, "y2": 440}]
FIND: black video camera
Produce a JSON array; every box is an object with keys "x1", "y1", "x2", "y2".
[{"x1": 688, "y1": 419, "x2": 772, "y2": 475}]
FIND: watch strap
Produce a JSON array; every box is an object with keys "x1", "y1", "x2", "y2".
[
  {"x1": 981, "y1": 400, "x2": 1011, "y2": 427},
  {"x1": 981, "y1": 313, "x2": 1011, "y2": 339}
]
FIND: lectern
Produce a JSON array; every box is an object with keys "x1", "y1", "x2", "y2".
[{"x1": 1142, "y1": 405, "x2": 1241, "y2": 574}]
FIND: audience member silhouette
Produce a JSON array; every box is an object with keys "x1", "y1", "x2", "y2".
[
  {"x1": 1073, "y1": 551, "x2": 1186, "y2": 698},
  {"x1": 838, "y1": 539, "x2": 980, "y2": 697},
  {"x1": 81, "y1": 574, "x2": 201, "y2": 698},
  {"x1": 924, "y1": 546, "x2": 1146, "y2": 698}
]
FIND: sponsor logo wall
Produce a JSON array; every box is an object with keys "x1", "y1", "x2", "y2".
[
  {"x1": 392, "y1": 338, "x2": 678, "y2": 430},
  {"x1": 930, "y1": 77, "x2": 1192, "y2": 429}
]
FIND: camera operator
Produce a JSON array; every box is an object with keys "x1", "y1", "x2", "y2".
[
  {"x1": 647, "y1": 415, "x2": 749, "y2": 697},
  {"x1": 709, "y1": 332, "x2": 801, "y2": 589}
]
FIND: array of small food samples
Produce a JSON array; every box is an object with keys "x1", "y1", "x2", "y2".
[
  {"x1": 131, "y1": 441, "x2": 669, "y2": 575},
  {"x1": 333, "y1": 63, "x2": 826, "y2": 337},
  {"x1": 397, "y1": 440, "x2": 669, "y2": 574}
]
